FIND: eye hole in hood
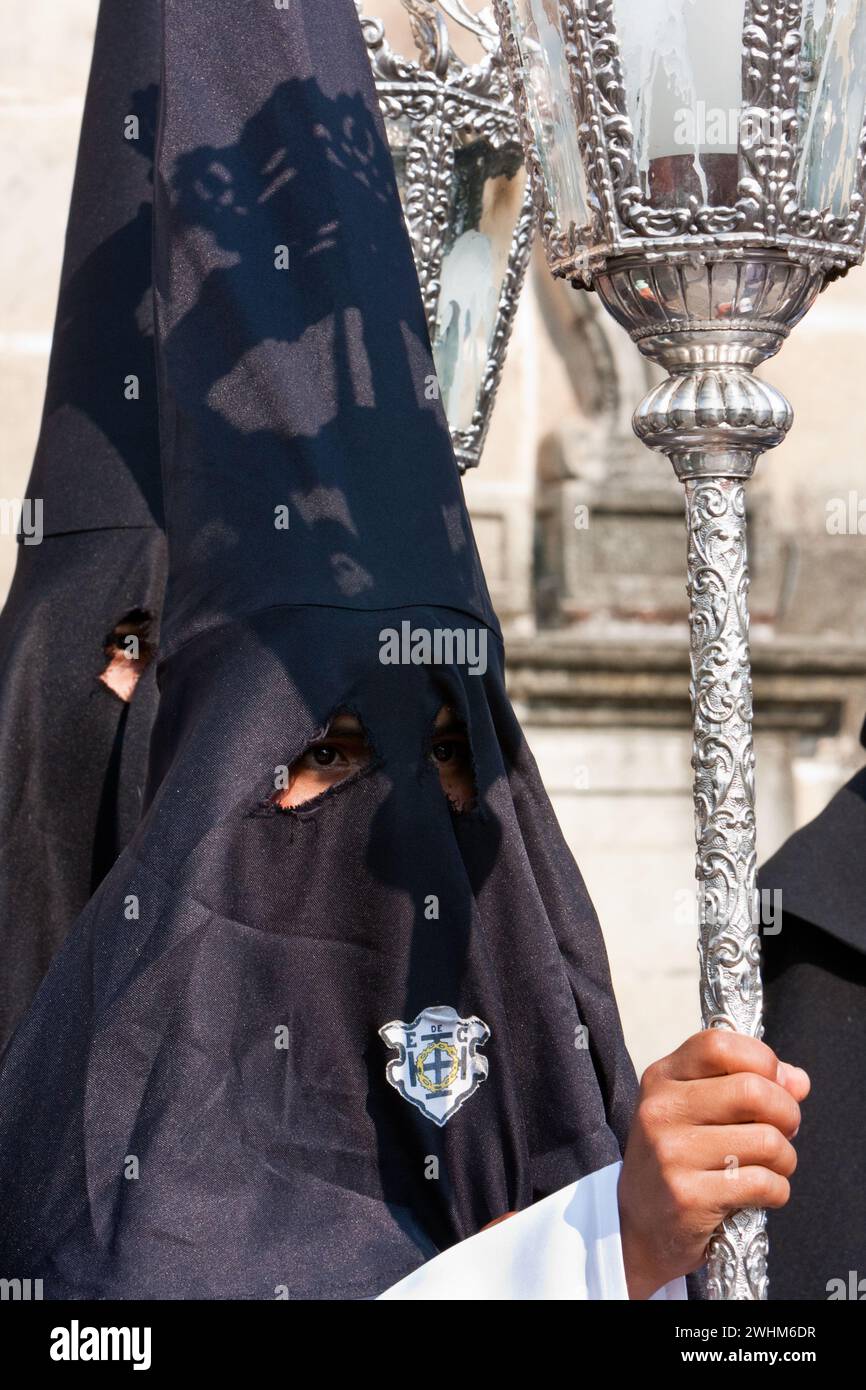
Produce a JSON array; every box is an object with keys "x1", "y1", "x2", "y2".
[
  {"x1": 98, "y1": 608, "x2": 156, "y2": 704},
  {"x1": 429, "y1": 704, "x2": 475, "y2": 814},
  {"x1": 266, "y1": 703, "x2": 476, "y2": 813},
  {"x1": 270, "y1": 709, "x2": 373, "y2": 809}
]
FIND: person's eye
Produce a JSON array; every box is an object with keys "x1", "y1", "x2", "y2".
[
  {"x1": 431, "y1": 740, "x2": 461, "y2": 765},
  {"x1": 428, "y1": 706, "x2": 475, "y2": 812},
  {"x1": 309, "y1": 743, "x2": 345, "y2": 768}
]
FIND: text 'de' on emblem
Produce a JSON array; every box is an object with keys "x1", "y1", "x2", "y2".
[{"x1": 379, "y1": 1005, "x2": 490, "y2": 1127}]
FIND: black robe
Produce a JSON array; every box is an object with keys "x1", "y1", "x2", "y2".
[
  {"x1": 0, "y1": 0, "x2": 640, "y2": 1298},
  {"x1": 759, "y1": 722, "x2": 866, "y2": 1300}
]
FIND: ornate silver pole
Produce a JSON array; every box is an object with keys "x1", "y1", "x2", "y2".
[
  {"x1": 684, "y1": 474, "x2": 765, "y2": 1299},
  {"x1": 598, "y1": 253, "x2": 819, "y2": 1298}
]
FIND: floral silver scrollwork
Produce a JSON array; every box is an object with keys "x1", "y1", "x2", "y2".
[
  {"x1": 685, "y1": 479, "x2": 762, "y2": 1036},
  {"x1": 738, "y1": 0, "x2": 803, "y2": 240},
  {"x1": 706, "y1": 1206, "x2": 769, "y2": 1301},
  {"x1": 684, "y1": 476, "x2": 768, "y2": 1301}
]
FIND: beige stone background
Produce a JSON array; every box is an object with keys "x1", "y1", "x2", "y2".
[{"x1": 2, "y1": 0, "x2": 865, "y2": 1075}]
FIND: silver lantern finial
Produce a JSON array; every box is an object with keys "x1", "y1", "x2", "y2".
[
  {"x1": 492, "y1": 0, "x2": 866, "y2": 1300},
  {"x1": 359, "y1": 0, "x2": 535, "y2": 470}
]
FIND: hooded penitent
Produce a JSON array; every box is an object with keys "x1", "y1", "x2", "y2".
[
  {"x1": 0, "y1": 0, "x2": 166, "y2": 1051},
  {"x1": 758, "y1": 718, "x2": 866, "y2": 1302},
  {"x1": 0, "y1": 0, "x2": 637, "y2": 1298}
]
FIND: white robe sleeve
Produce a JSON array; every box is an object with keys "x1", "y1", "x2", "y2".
[{"x1": 378, "y1": 1160, "x2": 688, "y2": 1301}]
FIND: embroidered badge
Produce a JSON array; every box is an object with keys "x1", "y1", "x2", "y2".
[{"x1": 379, "y1": 1005, "x2": 490, "y2": 1127}]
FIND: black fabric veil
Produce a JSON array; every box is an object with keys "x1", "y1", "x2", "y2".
[
  {"x1": 0, "y1": 0, "x2": 637, "y2": 1298},
  {"x1": 0, "y1": 0, "x2": 165, "y2": 1050}
]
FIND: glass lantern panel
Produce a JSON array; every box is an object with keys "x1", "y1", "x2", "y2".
[
  {"x1": 797, "y1": 0, "x2": 866, "y2": 222},
  {"x1": 501, "y1": 0, "x2": 595, "y2": 242},
  {"x1": 612, "y1": 0, "x2": 746, "y2": 210},
  {"x1": 431, "y1": 144, "x2": 527, "y2": 434}
]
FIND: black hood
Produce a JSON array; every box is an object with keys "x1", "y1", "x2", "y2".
[{"x1": 152, "y1": 0, "x2": 498, "y2": 658}]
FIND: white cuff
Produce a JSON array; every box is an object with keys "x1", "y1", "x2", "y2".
[{"x1": 378, "y1": 1161, "x2": 688, "y2": 1300}]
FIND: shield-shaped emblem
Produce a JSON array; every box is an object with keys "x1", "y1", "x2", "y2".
[{"x1": 379, "y1": 1005, "x2": 490, "y2": 1126}]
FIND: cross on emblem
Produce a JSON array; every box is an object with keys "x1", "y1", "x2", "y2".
[
  {"x1": 379, "y1": 1005, "x2": 490, "y2": 1126},
  {"x1": 417, "y1": 1038, "x2": 459, "y2": 1092}
]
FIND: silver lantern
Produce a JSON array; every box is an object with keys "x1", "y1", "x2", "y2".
[
  {"x1": 492, "y1": 0, "x2": 866, "y2": 1300},
  {"x1": 359, "y1": 1, "x2": 535, "y2": 469}
]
